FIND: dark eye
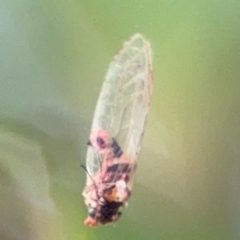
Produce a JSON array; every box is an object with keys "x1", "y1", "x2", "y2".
[
  {"x1": 97, "y1": 137, "x2": 106, "y2": 148},
  {"x1": 88, "y1": 207, "x2": 96, "y2": 218}
]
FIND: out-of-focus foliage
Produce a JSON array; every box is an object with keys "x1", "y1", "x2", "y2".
[{"x1": 1, "y1": 0, "x2": 240, "y2": 239}]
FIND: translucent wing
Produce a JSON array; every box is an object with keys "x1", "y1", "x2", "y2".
[{"x1": 86, "y1": 34, "x2": 153, "y2": 177}]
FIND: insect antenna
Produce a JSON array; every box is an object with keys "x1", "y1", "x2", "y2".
[
  {"x1": 81, "y1": 164, "x2": 101, "y2": 223},
  {"x1": 80, "y1": 164, "x2": 100, "y2": 199}
]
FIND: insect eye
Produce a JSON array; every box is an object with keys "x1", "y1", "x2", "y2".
[
  {"x1": 96, "y1": 137, "x2": 106, "y2": 149},
  {"x1": 88, "y1": 207, "x2": 96, "y2": 218}
]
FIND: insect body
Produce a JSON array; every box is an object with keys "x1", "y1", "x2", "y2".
[{"x1": 82, "y1": 33, "x2": 153, "y2": 227}]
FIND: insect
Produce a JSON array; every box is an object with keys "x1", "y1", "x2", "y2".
[{"x1": 82, "y1": 33, "x2": 153, "y2": 227}]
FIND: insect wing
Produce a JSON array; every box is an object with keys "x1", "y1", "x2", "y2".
[
  {"x1": 86, "y1": 34, "x2": 153, "y2": 179},
  {"x1": 110, "y1": 34, "x2": 153, "y2": 164}
]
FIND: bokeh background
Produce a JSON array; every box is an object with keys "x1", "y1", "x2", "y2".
[{"x1": 1, "y1": 0, "x2": 240, "y2": 239}]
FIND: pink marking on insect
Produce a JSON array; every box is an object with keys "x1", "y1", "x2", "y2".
[
  {"x1": 89, "y1": 129, "x2": 110, "y2": 152},
  {"x1": 83, "y1": 129, "x2": 132, "y2": 226}
]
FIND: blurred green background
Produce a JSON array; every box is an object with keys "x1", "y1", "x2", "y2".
[{"x1": 1, "y1": 0, "x2": 240, "y2": 239}]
